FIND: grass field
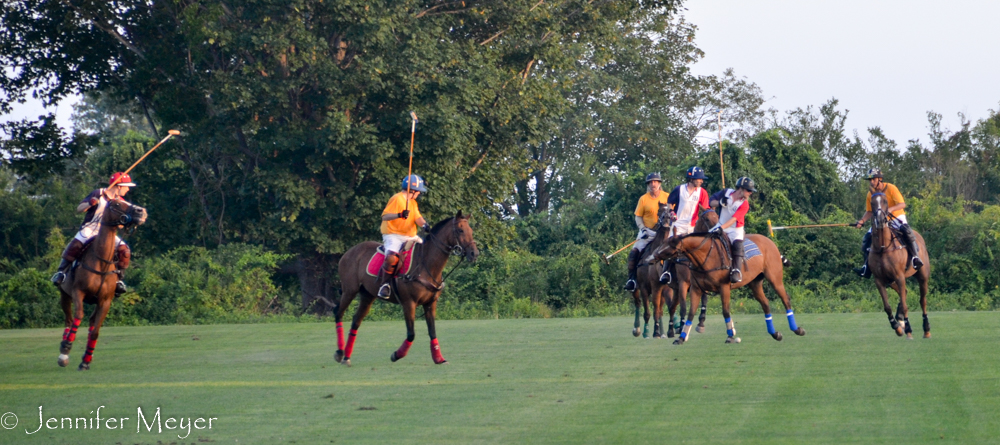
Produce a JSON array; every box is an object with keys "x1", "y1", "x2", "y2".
[{"x1": 1, "y1": 312, "x2": 999, "y2": 444}]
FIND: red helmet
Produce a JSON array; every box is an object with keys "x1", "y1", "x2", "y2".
[{"x1": 109, "y1": 172, "x2": 136, "y2": 187}]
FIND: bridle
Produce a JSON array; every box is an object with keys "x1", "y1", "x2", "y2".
[
  {"x1": 82, "y1": 199, "x2": 138, "y2": 276},
  {"x1": 407, "y1": 218, "x2": 475, "y2": 291},
  {"x1": 871, "y1": 193, "x2": 903, "y2": 253}
]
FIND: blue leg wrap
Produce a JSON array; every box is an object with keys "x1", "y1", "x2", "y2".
[
  {"x1": 680, "y1": 320, "x2": 692, "y2": 339},
  {"x1": 765, "y1": 314, "x2": 776, "y2": 335},
  {"x1": 725, "y1": 317, "x2": 734, "y2": 337},
  {"x1": 786, "y1": 309, "x2": 799, "y2": 331}
]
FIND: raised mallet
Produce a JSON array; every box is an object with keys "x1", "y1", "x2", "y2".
[{"x1": 109, "y1": 129, "x2": 181, "y2": 188}]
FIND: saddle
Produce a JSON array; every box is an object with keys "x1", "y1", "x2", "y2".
[{"x1": 365, "y1": 241, "x2": 418, "y2": 277}]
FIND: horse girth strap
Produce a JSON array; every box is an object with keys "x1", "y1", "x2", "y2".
[{"x1": 80, "y1": 262, "x2": 117, "y2": 276}]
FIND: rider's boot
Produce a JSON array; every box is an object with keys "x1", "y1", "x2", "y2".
[
  {"x1": 899, "y1": 224, "x2": 924, "y2": 270},
  {"x1": 853, "y1": 231, "x2": 872, "y2": 278},
  {"x1": 115, "y1": 273, "x2": 128, "y2": 296},
  {"x1": 729, "y1": 239, "x2": 745, "y2": 284},
  {"x1": 377, "y1": 252, "x2": 400, "y2": 300},
  {"x1": 659, "y1": 260, "x2": 675, "y2": 284},
  {"x1": 624, "y1": 249, "x2": 640, "y2": 291},
  {"x1": 51, "y1": 239, "x2": 84, "y2": 285}
]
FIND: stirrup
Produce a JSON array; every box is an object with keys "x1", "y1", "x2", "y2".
[
  {"x1": 51, "y1": 271, "x2": 66, "y2": 285},
  {"x1": 376, "y1": 283, "x2": 392, "y2": 300},
  {"x1": 624, "y1": 279, "x2": 636, "y2": 292},
  {"x1": 659, "y1": 271, "x2": 672, "y2": 284},
  {"x1": 729, "y1": 269, "x2": 742, "y2": 284},
  {"x1": 115, "y1": 281, "x2": 127, "y2": 296},
  {"x1": 911, "y1": 256, "x2": 924, "y2": 269}
]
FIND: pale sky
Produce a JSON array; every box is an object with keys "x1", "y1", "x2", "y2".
[
  {"x1": 4, "y1": 1, "x2": 1000, "y2": 149},
  {"x1": 683, "y1": 0, "x2": 1000, "y2": 147}
]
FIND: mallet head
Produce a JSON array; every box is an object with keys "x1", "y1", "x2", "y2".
[
  {"x1": 168, "y1": 129, "x2": 181, "y2": 135},
  {"x1": 409, "y1": 111, "x2": 419, "y2": 122}
]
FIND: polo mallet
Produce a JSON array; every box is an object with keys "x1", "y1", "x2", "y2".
[
  {"x1": 108, "y1": 129, "x2": 181, "y2": 188},
  {"x1": 405, "y1": 111, "x2": 418, "y2": 212},
  {"x1": 601, "y1": 240, "x2": 637, "y2": 265},
  {"x1": 769, "y1": 222, "x2": 850, "y2": 233}
]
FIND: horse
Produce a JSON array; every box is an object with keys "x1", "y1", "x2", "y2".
[
  {"x1": 333, "y1": 211, "x2": 478, "y2": 366},
  {"x1": 660, "y1": 209, "x2": 718, "y2": 337},
  {"x1": 869, "y1": 193, "x2": 931, "y2": 339},
  {"x1": 631, "y1": 203, "x2": 678, "y2": 338},
  {"x1": 57, "y1": 198, "x2": 147, "y2": 370},
  {"x1": 654, "y1": 209, "x2": 805, "y2": 344}
]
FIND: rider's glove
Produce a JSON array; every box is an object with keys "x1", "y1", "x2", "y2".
[
  {"x1": 709, "y1": 224, "x2": 722, "y2": 234},
  {"x1": 854, "y1": 220, "x2": 864, "y2": 228},
  {"x1": 398, "y1": 210, "x2": 410, "y2": 220},
  {"x1": 642, "y1": 228, "x2": 656, "y2": 239},
  {"x1": 422, "y1": 223, "x2": 432, "y2": 233}
]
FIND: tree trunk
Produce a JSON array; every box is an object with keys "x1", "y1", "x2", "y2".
[{"x1": 282, "y1": 254, "x2": 340, "y2": 314}]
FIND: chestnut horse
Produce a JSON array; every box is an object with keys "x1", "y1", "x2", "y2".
[
  {"x1": 654, "y1": 209, "x2": 805, "y2": 344},
  {"x1": 869, "y1": 193, "x2": 931, "y2": 339},
  {"x1": 57, "y1": 198, "x2": 147, "y2": 370},
  {"x1": 334, "y1": 212, "x2": 478, "y2": 366},
  {"x1": 661, "y1": 209, "x2": 717, "y2": 337}
]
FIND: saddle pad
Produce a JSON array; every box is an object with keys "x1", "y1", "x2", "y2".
[
  {"x1": 744, "y1": 238, "x2": 762, "y2": 260},
  {"x1": 366, "y1": 246, "x2": 414, "y2": 277}
]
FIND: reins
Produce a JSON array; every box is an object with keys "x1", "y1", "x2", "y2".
[{"x1": 400, "y1": 218, "x2": 471, "y2": 292}]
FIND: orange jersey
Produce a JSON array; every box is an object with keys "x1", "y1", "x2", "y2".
[
  {"x1": 381, "y1": 192, "x2": 423, "y2": 236},
  {"x1": 865, "y1": 182, "x2": 905, "y2": 218},
  {"x1": 634, "y1": 191, "x2": 670, "y2": 229}
]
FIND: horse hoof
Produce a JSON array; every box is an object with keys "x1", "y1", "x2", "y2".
[
  {"x1": 695, "y1": 325, "x2": 705, "y2": 334},
  {"x1": 924, "y1": 332, "x2": 931, "y2": 339},
  {"x1": 77, "y1": 362, "x2": 89, "y2": 371},
  {"x1": 906, "y1": 333, "x2": 914, "y2": 340},
  {"x1": 667, "y1": 329, "x2": 675, "y2": 338},
  {"x1": 342, "y1": 359, "x2": 352, "y2": 367},
  {"x1": 895, "y1": 327, "x2": 904, "y2": 336},
  {"x1": 672, "y1": 338, "x2": 685, "y2": 345},
  {"x1": 632, "y1": 328, "x2": 641, "y2": 337},
  {"x1": 334, "y1": 350, "x2": 344, "y2": 363},
  {"x1": 725, "y1": 337, "x2": 741, "y2": 344},
  {"x1": 434, "y1": 359, "x2": 449, "y2": 365},
  {"x1": 794, "y1": 328, "x2": 806, "y2": 336},
  {"x1": 772, "y1": 332, "x2": 783, "y2": 341},
  {"x1": 57, "y1": 354, "x2": 69, "y2": 367}
]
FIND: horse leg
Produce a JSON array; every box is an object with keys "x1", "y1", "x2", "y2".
[
  {"x1": 391, "y1": 300, "x2": 417, "y2": 362},
  {"x1": 78, "y1": 299, "x2": 112, "y2": 370},
  {"x1": 642, "y1": 292, "x2": 651, "y2": 339},
  {"x1": 766, "y1": 271, "x2": 805, "y2": 336},
  {"x1": 61, "y1": 290, "x2": 86, "y2": 368},
  {"x1": 666, "y1": 284, "x2": 679, "y2": 338},
  {"x1": 340, "y1": 295, "x2": 375, "y2": 367},
  {"x1": 673, "y1": 287, "x2": 700, "y2": 345},
  {"x1": 333, "y1": 283, "x2": 361, "y2": 364},
  {"x1": 632, "y1": 292, "x2": 641, "y2": 337},
  {"x1": 721, "y1": 285, "x2": 740, "y2": 344},
  {"x1": 653, "y1": 285, "x2": 666, "y2": 338},
  {"x1": 697, "y1": 294, "x2": 707, "y2": 333},
  {"x1": 875, "y1": 278, "x2": 903, "y2": 336},
  {"x1": 58, "y1": 291, "x2": 73, "y2": 367},
  {"x1": 919, "y1": 273, "x2": 930, "y2": 338},
  {"x1": 749, "y1": 280, "x2": 781, "y2": 341},
  {"x1": 424, "y1": 300, "x2": 447, "y2": 364},
  {"x1": 894, "y1": 278, "x2": 912, "y2": 340}
]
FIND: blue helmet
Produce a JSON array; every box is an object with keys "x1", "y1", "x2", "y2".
[
  {"x1": 686, "y1": 166, "x2": 708, "y2": 181},
  {"x1": 401, "y1": 174, "x2": 428, "y2": 193}
]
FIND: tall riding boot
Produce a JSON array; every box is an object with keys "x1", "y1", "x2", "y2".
[
  {"x1": 853, "y1": 231, "x2": 872, "y2": 278},
  {"x1": 51, "y1": 239, "x2": 84, "y2": 285},
  {"x1": 624, "y1": 249, "x2": 640, "y2": 291},
  {"x1": 377, "y1": 252, "x2": 400, "y2": 299},
  {"x1": 730, "y1": 239, "x2": 745, "y2": 283},
  {"x1": 899, "y1": 224, "x2": 924, "y2": 270},
  {"x1": 659, "y1": 260, "x2": 676, "y2": 284}
]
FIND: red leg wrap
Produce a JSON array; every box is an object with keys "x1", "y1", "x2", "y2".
[
  {"x1": 430, "y1": 338, "x2": 445, "y2": 364},
  {"x1": 336, "y1": 322, "x2": 345, "y2": 351},
  {"x1": 83, "y1": 337, "x2": 97, "y2": 363},
  {"x1": 344, "y1": 329, "x2": 358, "y2": 359},
  {"x1": 62, "y1": 327, "x2": 71, "y2": 342},
  {"x1": 67, "y1": 318, "x2": 82, "y2": 343},
  {"x1": 395, "y1": 340, "x2": 413, "y2": 359}
]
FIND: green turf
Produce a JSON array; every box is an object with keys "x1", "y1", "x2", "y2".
[{"x1": 1, "y1": 312, "x2": 998, "y2": 444}]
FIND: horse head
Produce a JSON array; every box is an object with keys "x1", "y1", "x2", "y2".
[
  {"x1": 871, "y1": 192, "x2": 888, "y2": 230},
  {"x1": 654, "y1": 234, "x2": 684, "y2": 263},
  {"x1": 694, "y1": 208, "x2": 719, "y2": 232},
  {"x1": 431, "y1": 210, "x2": 478, "y2": 263},
  {"x1": 102, "y1": 198, "x2": 148, "y2": 229}
]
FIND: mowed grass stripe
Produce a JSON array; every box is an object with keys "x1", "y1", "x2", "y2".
[{"x1": 1, "y1": 313, "x2": 999, "y2": 444}]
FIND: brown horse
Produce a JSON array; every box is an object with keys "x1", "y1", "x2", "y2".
[
  {"x1": 632, "y1": 203, "x2": 677, "y2": 338},
  {"x1": 57, "y1": 198, "x2": 147, "y2": 370},
  {"x1": 334, "y1": 212, "x2": 478, "y2": 366},
  {"x1": 654, "y1": 209, "x2": 805, "y2": 344},
  {"x1": 661, "y1": 209, "x2": 717, "y2": 337},
  {"x1": 869, "y1": 193, "x2": 931, "y2": 339}
]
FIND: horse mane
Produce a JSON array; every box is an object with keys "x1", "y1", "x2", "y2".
[{"x1": 429, "y1": 216, "x2": 458, "y2": 236}]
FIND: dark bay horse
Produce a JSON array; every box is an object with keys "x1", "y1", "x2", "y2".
[
  {"x1": 869, "y1": 193, "x2": 931, "y2": 339},
  {"x1": 334, "y1": 211, "x2": 478, "y2": 366},
  {"x1": 655, "y1": 211, "x2": 805, "y2": 344},
  {"x1": 57, "y1": 198, "x2": 147, "y2": 370},
  {"x1": 632, "y1": 204, "x2": 676, "y2": 338},
  {"x1": 661, "y1": 209, "x2": 718, "y2": 337}
]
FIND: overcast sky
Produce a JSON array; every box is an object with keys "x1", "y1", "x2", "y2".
[
  {"x1": 4, "y1": 1, "x2": 1000, "y2": 148},
  {"x1": 683, "y1": 0, "x2": 1000, "y2": 147}
]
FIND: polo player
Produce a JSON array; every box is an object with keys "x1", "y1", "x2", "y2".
[
  {"x1": 624, "y1": 172, "x2": 670, "y2": 292},
  {"x1": 659, "y1": 166, "x2": 710, "y2": 284},
  {"x1": 852, "y1": 168, "x2": 923, "y2": 277},
  {"x1": 377, "y1": 174, "x2": 431, "y2": 299},
  {"x1": 708, "y1": 176, "x2": 756, "y2": 283},
  {"x1": 50, "y1": 172, "x2": 135, "y2": 295}
]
